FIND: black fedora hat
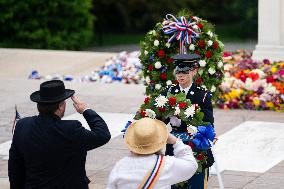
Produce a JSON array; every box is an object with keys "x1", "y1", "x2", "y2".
[{"x1": 30, "y1": 80, "x2": 75, "y2": 104}]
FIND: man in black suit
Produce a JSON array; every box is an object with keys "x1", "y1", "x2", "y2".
[
  {"x1": 8, "y1": 80, "x2": 111, "y2": 189},
  {"x1": 161, "y1": 54, "x2": 215, "y2": 189}
]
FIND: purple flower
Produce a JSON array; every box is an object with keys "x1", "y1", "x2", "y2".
[
  {"x1": 279, "y1": 69, "x2": 284, "y2": 76},
  {"x1": 161, "y1": 66, "x2": 167, "y2": 73},
  {"x1": 244, "y1": 102, "x2": 253, "y2": 109},
  {"x1": 263, "y1": 59, "x2": 270, "y2": 65},
  {"x1": 256, "y1": 87, "x2": 264, "y2": 95},
  {"x1": 214, "y1": 71, "x2": 223, "y2": 79},
  {"x1": 149, "y1": 55, "x2": 155, "y2": 62}
]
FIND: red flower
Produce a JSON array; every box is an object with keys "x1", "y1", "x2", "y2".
[
  {"x1": 158, "y1": 107, "x2": 166, "y2": 112},
  {"x1": 223, "y1": 52, "x2": 232, "y2": 57},
  {"x1": 213, "y1": 41, "x2": 219, "y2": 49},
  {"x1": 157, "y1": 50, "x2": 165, "y2": 58},
  {"x1": 195, "y1": 77, "x2": 203, "y2": 85},
  {"x1": 148, "y1": 64, "x2": 153, "y2": 71},
  {"x1": 198, "y1": 40, "x2": 205, "y2": 49},
  {"x1": 197, "y1": 153, "x2": 205, "y2": 160},
  {"x1": 205, "y1": 51, "x2": 213, "y2": 58},
  {"x1": 194, "y1": 50, "x2": 200, "y2": 55},
  {"x1": 168, "y1": 97, "x2": 176, "y2": 106},
  {"x1": 248, "y1": 72, "x2": 259, "y2": 81},
  {"x1": 179, "y1": 102, "x2": 187, "y2": 109},
  {"x1": 197, "y1": 23, "x2": 203, "y2": 29},
  {"x1": 266, "y1": 76, "x2": 275, "y2": 83},
  {"x1": 240, "y1": 75, "x2": 247, "y2": 82},
  {"x1": 144, "y1": 97, "x2": 150, "y2": 104},
  {"x1": 141, "y1": 110, "x2": 146, "y2": 117},
  {"x1": 166, "y1": 57, "x2": 174, "y2": 63},
  {"x1": 189, "y1": 15, "x2": 194, "y2": 19},
  {"x1": 160, "y1": 73, "x2": 167, "y2": 80},
  {"x1": 188, "y1": 141, "x2": 195, "y2": 149}
]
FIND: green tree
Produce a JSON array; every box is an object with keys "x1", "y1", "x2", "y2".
[{"x1": 0, "y1": 0, "x2": 94, "y2": 50}]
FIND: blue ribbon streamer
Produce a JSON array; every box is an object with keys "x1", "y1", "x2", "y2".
[
  {"x1": 192, "y1": 124, "x2": 215, "y2": 151},
  {"x1": 121, "y1": 121, "x2": 132, "y2": 138}
]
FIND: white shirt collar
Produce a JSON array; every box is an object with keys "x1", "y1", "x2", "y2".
[{"x1": 179, "y1": 83, "x2": 192, "y2": 95}]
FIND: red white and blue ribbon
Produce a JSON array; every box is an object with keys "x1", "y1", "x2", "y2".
[
  {"x1": 163, "y1": 14, "x2": 201, "y2": 54},
  {"x1": 141, "y1": 155, "x2": 164, "y2": 189}
]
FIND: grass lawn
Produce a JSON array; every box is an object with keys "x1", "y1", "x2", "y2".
[{"x1": 89, "y1": 23, "x2": 256, "y2": 48}]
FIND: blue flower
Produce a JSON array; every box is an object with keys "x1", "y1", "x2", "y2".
[{"x1": 149, "y1": 55, "x2": 155, "y2": 62}]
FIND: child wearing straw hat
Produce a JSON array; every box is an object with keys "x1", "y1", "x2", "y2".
[{"x1": 107, "y1": 118, "x2": 197, "y2": 189}]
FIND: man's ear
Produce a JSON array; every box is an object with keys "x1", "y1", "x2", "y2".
[{"x1": 58, "y1": 101, "x2": 65, "y2": 110}]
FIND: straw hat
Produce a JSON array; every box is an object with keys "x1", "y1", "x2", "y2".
[{"x1": 125, "y1": 118, "x2": 168, "y2": 155}]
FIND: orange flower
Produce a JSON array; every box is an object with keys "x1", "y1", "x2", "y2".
[{"x1": 272, "y1": 82, "x2": 284, "y2": 94}]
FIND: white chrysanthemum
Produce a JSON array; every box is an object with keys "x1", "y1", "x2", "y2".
[
  {"x1": 154, "y1": 40, "x2": 160, "y2": 46},
  {"x1": 187, "y1": 125, "x2": 198, "y2": 134},
  {"x1": 211, "y1": 85, "x2": 216, "y2": 92},
  {"x1": 145, "y1": 76, "x2": 150, "y2": 84},
  {"x1": 166, "y1": 43, "x2": 171, "y2": 48},
  {"x1": 174, "y1": 107, "x2": 180, "y2": 116},
  {"x1": 166, "y1": 80, "x2": 172, "y2": 86},
  {"x1": 201, "y1": 85, "x2": 207, "y2": 90},
  {"x1": 155, "y1": 84, "x2": 161, "y2": 90},
  {"x1": 189, "y1": 44, "x2": 195, "y2": 51},
  {"x1": 207, "y1": 31, "x2": 213, "y2": 38},
  {"x1": 154, "y1": 95, "x2": 168, "y2": 108},
  {"x1": 144, "y1": 50, "x2": 148, "y2": 55},
  {"x1": 217, "y1": 61, "x2": 223, "y2": 68},
  {"x1": 207, "y1": 40, "x2": 213, "y2": 47},
  {"x1": 149, "y1": 30, "x2": 156, "y2": 36},
  {"x1": 198, "y1": 69, "x2": 204, "y2": 75},
  {"x1": 155, "y1": 61, "x2": 162, "y2": 69},
  {"x1": 199, "y1": 60, "x2": 207, "y2": 67},
  {"x1": 184, "y1": 105, "x2": 195, "y2": 118},
  {"x1": 208, "y1": 67, "x2": 216, "y2": 75},
  {"x1": 145, "y1": 109, "x2": 156, "y2": 119}
]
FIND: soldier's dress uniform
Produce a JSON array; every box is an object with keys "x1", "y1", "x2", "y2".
[{"x1": 161, "y1": 54, "x2": 215, "y2": 189}]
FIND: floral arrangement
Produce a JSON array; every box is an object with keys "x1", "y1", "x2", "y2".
[
  {"x1": 132, "y1": 92, "x2": 215, "y2": 172},
  {"x1": 139, "y1": 11, "x2": 224, "y2": 99},
  {"x1": 216, "y1": 50, "x2": 284, "y2": 111}
]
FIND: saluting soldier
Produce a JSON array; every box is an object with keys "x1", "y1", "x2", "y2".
[{"x1": 161, "y1": 53, "x2": 215, "y2": 189}]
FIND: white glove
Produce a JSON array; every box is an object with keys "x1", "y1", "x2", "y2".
[{"x1": 169, "y1": 116, "x2": 181, "y2": 127}]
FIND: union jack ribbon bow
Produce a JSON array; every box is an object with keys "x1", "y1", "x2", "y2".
[{"x1": 163, "y1": 14, "x2": 201, "y2": 54}]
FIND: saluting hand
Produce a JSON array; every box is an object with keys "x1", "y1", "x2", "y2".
[{"x1": 71, "y1": 96, "x2": 88, "y2": 114}]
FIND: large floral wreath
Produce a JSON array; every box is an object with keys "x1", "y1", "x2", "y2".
[
  {"x1": 139, "y1": 11, "x2": 224, "y2": 99},
  {"x1": 132, "y1": 92, "x2": 215, "y2": 172}
]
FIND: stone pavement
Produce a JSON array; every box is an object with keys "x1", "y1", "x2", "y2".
[{"x1": 0, "y1": 48, "x2": 283, "y2": 189}]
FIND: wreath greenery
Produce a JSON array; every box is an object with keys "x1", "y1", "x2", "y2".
[{"x1": 139, "y1": 11, "x2": 225, "y2": 99}]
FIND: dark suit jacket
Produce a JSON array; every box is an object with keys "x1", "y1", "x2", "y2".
[{"x1": 8, "y1": 109, "x2": 111, "y2": 189}]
